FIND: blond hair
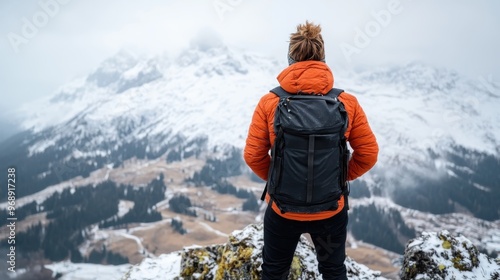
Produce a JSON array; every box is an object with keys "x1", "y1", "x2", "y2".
[{"x1": 288, "y1": 21, "x2": 325, "y2": 63}]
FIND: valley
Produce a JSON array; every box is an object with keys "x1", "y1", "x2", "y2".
[{"x1": 1, "y1": 154, "x2": 403, "y2": 279}]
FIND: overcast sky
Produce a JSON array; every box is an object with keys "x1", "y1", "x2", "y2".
[{"x1": 1, "y1": 0, "x2": 499, "y2": 135}]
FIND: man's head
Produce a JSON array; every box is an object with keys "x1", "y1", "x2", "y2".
[{"x1": 288, "y1": 21, "x2": 325, "y2": 65}]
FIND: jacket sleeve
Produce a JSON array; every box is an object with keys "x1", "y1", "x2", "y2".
[
  {"x1": 346, "y1": 97, "x2": 379, "y2": 181},
  {"x1": 244, "y1": 95, "x2": 273, "y2": 181}
]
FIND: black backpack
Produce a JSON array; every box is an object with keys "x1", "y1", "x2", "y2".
[{"x1": 261, "y1": 86, "x2": 350, "y2": 214}]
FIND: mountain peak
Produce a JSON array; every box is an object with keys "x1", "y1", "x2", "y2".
[
  {"x1": 85, "y1": 49, "x2": 161, "y2": 92},
  {"x1": 19, "y1": 45, "x2": 279, "y2": 154}
]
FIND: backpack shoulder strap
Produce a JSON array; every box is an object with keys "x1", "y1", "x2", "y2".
[
  {"x1": 271, "y1": 86, "x2": 344, "y2": 98},
  {"x1": 270, "y1": 86, "x2": 291, "y2": 98},
  {"x1": 326, "y1": 88, "x2": 344, "y2": 97}
]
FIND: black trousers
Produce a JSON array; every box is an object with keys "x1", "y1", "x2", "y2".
[{"x1": 261, "y1": 206, "x2": 348, "y2": 280}]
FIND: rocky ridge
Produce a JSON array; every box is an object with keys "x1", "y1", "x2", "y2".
[
  {"x1": 122, "y1": 223, "x2": 387, "y2": 280},
  {"x1": 123, "y1": 224, "x2": 500, "y2": 280}
]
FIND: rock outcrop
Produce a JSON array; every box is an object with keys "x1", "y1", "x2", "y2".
[
  {"x1": 123, "y1": 225, "x2": 500, "y2": 280},
  {"x1": 122, "y1": 223, "x2": 386, "y2": 279},
  {"x1": 400, "y1": 230, "x2": 500, "y2": 280}
]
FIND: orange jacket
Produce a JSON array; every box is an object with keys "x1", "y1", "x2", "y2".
[{"x1": 244, "y1": 61, "x2": 379, "y2": 221}]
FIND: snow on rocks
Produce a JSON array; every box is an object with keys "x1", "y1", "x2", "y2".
[
  {"x1": 122, "y1": 223, "x2": 387, "y2": 279},
  {"x1": 400, "y1": 230, "x2": 500, "y2": 280}
]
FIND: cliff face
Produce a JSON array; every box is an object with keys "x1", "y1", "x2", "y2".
[
  {"x1": 122, "y1": 223, "x2": 387, "y2": 279},
  {"x1": 400, "y1": 230, "x2": 500, "y2": 280}
]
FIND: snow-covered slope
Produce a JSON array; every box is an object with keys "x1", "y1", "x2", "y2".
[
  {"x1": 44, "y1": 261, "x2": 131, "y2": 280},
  {"x1": 19, "y1": 47, "x2": 280, "y2": 156},
  {"x1": 14, "y1": 45, "x2": 500, "y2": 191},
  {"x1": 345, "y1": 63, "x2": 500, "y2": 172}
]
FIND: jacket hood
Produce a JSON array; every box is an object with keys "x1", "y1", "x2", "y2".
[{"x1": 277, "y1": 61, "x2": 334, "y2": 94}]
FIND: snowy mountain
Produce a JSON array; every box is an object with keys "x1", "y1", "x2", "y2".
[
  {"x1": 4, "y1": 44, "x2": 499, "y2": 201},
  {"x1": 351, "y1": 62, "x2": 500, "y2": 176},
  {"x1": 1, "y1": 41, "x2": 500, "y2": 278},
  {"x1": 19, "y1": 46, "x2": 279, "y2": 154},
  {"x1": 18, "y1": 51, "x2": 500, "y2": 159},
  {"x1": 0, "y1": 45, "x2": 279, "y2": 198}
]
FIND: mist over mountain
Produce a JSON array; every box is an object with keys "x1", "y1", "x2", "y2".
[
  {"x1": 0, "y1": 117, "x2": 21, "y2": 143},
  {"x1": 0, "y1": 41, "x2": 499, "y2": 279}
]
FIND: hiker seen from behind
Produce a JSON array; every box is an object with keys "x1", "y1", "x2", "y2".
[{"x1": 244, "y1": 20, "x2": 379, "y2": 280}]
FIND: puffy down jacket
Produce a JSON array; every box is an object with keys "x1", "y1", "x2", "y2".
[{"x1": 244, "y1": 60, "x2": 379, "y2": 221}]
